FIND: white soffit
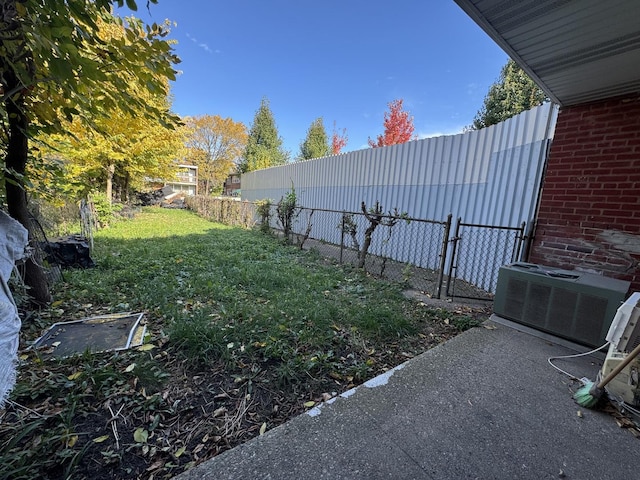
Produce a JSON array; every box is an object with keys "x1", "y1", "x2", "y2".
[{"x1": 454, "y1": 0, "x2": 640, "y2": 106}]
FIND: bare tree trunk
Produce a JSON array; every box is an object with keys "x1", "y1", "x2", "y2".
[
  {"x1": 105, "y1": 163, "x2": 115, "y2": 204},
  {"x1": 123, "y1": 172, "x2": 130, "y2": 202},
  {"x1": 358, "y1": 222, "x2": 379, "y2": 269},
  {"x1": 3, "y1": 71, "x2": 52, "y2": 306}
]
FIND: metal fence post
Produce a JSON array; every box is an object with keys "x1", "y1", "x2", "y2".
[
  {"x1": 445, "y1": 217, "x2": 462, "y2": 298},
  {"x1": 513, "y1": 221, "x2": 526, "y2": 261},
  {"x1": 340, "y1": 211, "x2": 345, "y2": 264},
  {"x1": 436, "y1": 214, "x2": 452, "y2": 299}
]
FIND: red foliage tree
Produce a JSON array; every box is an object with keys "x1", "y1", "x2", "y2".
[
  {"x1": 331, "y1": 121, "x2": 348, "y2": 155},
  {"x1": 368, "y1": 99, "x2": 415, "y2": 148}
]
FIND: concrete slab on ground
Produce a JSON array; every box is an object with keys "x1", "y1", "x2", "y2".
[{"x1": 174, "y1": 318, "x2": 638, "y2": 480}]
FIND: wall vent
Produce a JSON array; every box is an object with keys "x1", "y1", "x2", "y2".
[{"x1": 494, "y1": 263, "x2": 630, "y2": 347}]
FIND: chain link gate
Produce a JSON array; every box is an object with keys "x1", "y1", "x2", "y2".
[{"x1": 445, "y1": 219, "x2": 526, "y2": 300}]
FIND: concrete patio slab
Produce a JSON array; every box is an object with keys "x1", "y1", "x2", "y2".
[{"x1": 174, "y1": 318, "x2": 638, "y2": 480}]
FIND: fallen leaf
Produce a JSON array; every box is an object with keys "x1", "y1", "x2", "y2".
[
  {"x1": 213, "y1": 407, "x2": 227, "y2": 417},
  {"x1": 67, "y1": 435, "x2": 78, "y2": 447},
  {"x1": 92, "y1": 435, "x2": 109, "y2": 443},
  {"x1": 259, "y1": 422, "x2": 267, "y2": 435},
  {"x1": 68, "y1": 372, "x2": 82, "y2": 380},
  {"x1": 138, "y1": 344, "x2": 155, "y2": 351},
  {"x1": 51, "y1": 341, "x2": 61, "y2": 347},
  {"x1": 133, "y1": 428, "x2": 148, "y2": 443},
  {"x1": 304, "y1": 401, "x2": 315, "y2": 408},
  {"x1": 146, "y1": 458, "x2": 165, "y2": 471},
  {"x1": 483, "y1": 324, "x2": 497, "y2": 330},
  {"x1": 193, "y1": 443, "x2": 204, "y2": 454},
  {"x1": 125, "y1": 363, "x2": 136, "y2": 373},
  {"x1": 175, "y1": 446, "x2": 186, "y2": 458}
]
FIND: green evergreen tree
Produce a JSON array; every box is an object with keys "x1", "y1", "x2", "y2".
[
  {"x1": 299, "y1": 117, "x2": 330, "y2": 160},
  {"x1": 240, "y1": 98, "x2": 289, "y2": 172},
  {"x1": 471, "y1": 59, "x2": 547, "y2": 130}
]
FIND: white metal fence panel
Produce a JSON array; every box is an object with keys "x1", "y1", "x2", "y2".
[
  {"x1": 242, "y1": 103, "x2": 558, "y2": 229},
  {"x1": 241, "y1": 103, "x2": 558, "y2": 294}
]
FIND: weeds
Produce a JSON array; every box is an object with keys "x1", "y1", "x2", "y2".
[
  {"x1": 276, "y1": 183, "x2": 298, "y2": 242},
  {"x1": 430, "y1": 308, "x2": 483, "y2": 331},
  {"x1": 255, "y1": 199, "x2": 273, "y2": 234},
  {"x1": 5, "y1": 207, "x2": 487, "y2": 479}
]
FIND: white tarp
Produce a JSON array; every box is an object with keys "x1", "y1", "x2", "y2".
[{"x1": 0, "y1": 210, "x2": 28, "y2": 408}]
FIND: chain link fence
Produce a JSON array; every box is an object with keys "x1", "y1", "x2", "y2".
[
  {"x1": 257, "y1": 203, "x2": 451, "y2": 299},
  {"x1": 186, "y1": 196, "x2": 529, "y2": 301},
  {"x1": 184, "y1": 196, "x2": 256, "y2": 229},
  {"x1": 446, "y1": 219, "x2": 526, "y2": 300}
]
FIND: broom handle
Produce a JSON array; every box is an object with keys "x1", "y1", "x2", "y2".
[{"x1": 597, "y1": 341, "x2": 640, "y2": 389}]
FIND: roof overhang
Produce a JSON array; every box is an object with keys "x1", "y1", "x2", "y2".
[{"x1": 454, "y1": 0, "x2": 640, "y2": 106}]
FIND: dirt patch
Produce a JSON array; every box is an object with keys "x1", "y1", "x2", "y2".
[{"x1": 2, "y1": 302, "x2": 488, "y2": 480}]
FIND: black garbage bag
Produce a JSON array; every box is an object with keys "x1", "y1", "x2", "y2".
[{"x1": 42, "y1": 235, "x2": 95, "y2": 269}]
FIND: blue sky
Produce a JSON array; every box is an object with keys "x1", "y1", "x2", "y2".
[{"x1": 123, "y1": 1, "x2": 509, "y2": 155}]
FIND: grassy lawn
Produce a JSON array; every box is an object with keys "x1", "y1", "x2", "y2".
[{"x1": 2, "y1": 207, "x2": 488, "y2": 479}]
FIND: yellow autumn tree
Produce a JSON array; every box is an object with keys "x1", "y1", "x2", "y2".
[
  {"x1": 1, "y1": 0, "x2": 179, "y2": 305},
  {"x1": 38, "y1": 84, "x2": 184, "y2": 203},
  {"x1": 34, "y1": 18, "x2": 185, "y2": 203},
  {"x1": 184, "y1": 115, "x2": 247, "y2": 195}
]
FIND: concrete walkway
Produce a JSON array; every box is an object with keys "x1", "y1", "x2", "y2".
[{"x1": 174, "y1": 317, "x2": 638, "y2": 480}]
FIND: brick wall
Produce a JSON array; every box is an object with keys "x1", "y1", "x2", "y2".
[{"x1": 529, "y1": 94, "x2": 640, "y2": 293}]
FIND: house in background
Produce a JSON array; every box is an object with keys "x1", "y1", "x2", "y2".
[
  {"x1": 223, "y1": 173, "x2": 241, "y2": 196},
  {"x1": 165, "y1": 164, "x2": 198, "y2": 196},
  {"x1": 455, "y1": 0, "x2": 640, "y2": 294}
]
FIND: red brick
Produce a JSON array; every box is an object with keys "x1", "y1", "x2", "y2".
[
  {"x1": 552, "y1": 195, "x2": 579, "y2": 202},
  {"x1": 602, "y1": 209, "x2": 629, "y2": 217},
  {"x1": 612, "y1": 153, "x2": 639, "y2": 160},
  {"x1": 602, "y1": 147, "x2": 631, "y2": 155},
  {"x1": 605, "y1": 133, "x2": 634, "y2": 141},
  {"x1": 613, "y1": 196, "x2": 640, "y2": 204},
  {"x1": 598, "y1": 175, "x2": 632, "y2": 182},
  {"x1": 594, "y1": 189, "x2": 625, "y2": 197},
  {"x1": 541, "y1": 187, "x2": 567, "y2": 196},
  {"x1": 602, "y1": 160, "x2": 639, "y2": 168}
]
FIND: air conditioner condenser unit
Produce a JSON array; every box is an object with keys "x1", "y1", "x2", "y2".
[{"x1": 494, "y1": 263, "x2": 630, "y2": 347}]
